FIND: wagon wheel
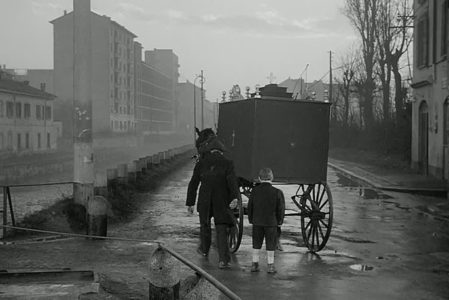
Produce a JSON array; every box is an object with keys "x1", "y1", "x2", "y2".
[
  {"x1": 228, "y1": 178, "x2": 253, "y2": 253},
  {"x1": 228, "y1": 195, "x2": 243, "y2": 253},
  {"x1": 295, "y1": 183, "x2": 333, "y2": 252}
]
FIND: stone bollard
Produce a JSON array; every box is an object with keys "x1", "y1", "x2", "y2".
[
  {"x1": 152, "y1": 154, "x2": 160, "y2": 166},
  {"x1": 148, "y1": 246, "x2": 181, "y2": 300},
  {"x1": 94, "y1": 173, "x2": 108, "y2": 197},
  {"x1": 127, "y1": 161, "x2": 137, "y2": 184},
  {"x1": 145, "y1": 156, "x2": 153, "y2": 170},
  {"x1": 138, "y1": 158, "x2": 147, "y2": 174},
  {"x1": 184, "y1": 277, "x2": 222, "y2": 300},
  {"x1": 117, "y1": 164, "x2": 128, "y2": 184},
  {"x1": 106, "y1": 168, "x2": 117, "y2": 196},
  {"x1": 87, "y1": 195, "x2": 109, "y2": 238}
]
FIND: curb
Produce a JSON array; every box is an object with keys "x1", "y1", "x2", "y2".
[{"x1": 328, "y1": 162, "x2": 448, "y2": 197}]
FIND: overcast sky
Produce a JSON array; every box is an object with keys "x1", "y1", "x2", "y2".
[{"x1": 1, "y1": 0, "x2": 356, "y2": 100}]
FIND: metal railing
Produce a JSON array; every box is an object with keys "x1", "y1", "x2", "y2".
[{"x1": 0, "y1": 224, "x2": 241, "y2": 300}]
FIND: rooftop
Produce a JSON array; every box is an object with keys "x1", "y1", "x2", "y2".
[{"x1": 0, "y1": 78, "x2": 56, "y2": 100}]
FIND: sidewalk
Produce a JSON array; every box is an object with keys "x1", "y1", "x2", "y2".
[
  {"x1": 328, "y1": 156, "x2": 449, "y2": 220},
  {"x1": 328, "y1": 157, "x2": 448, "y2": 196}
]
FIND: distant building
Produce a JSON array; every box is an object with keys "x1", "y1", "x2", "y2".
[
  {"x1": 51, "y1": 9, "x2": 181, "y2": 136},
  {"x1": 411, "y1": 0, "x2": 449, "y2": 179},
  {"x1": 51, "y1": 9, "x2": 137, "y2": 135},
  {"x1": 0, "y1": 76, "x2": 61, "y2": 153},
  {"x1": 136, "y1": 48, "x2": 179, "y2": 134}
]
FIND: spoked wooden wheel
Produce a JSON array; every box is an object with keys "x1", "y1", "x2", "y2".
[
  {"x1": 296, "y1": 183, "x2": 333, "y2": 252},
  {"x1": 228, "y1": 195, "x2": 243, "y2": 253}
]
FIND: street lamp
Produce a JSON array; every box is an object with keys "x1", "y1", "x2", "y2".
[{"x1": 193, "y1": 72, "x2": 204, "y2": 142}]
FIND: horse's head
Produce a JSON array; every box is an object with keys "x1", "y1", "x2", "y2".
[{"x1": 195, "y1": 127, "x2": 224, "y2": 157}]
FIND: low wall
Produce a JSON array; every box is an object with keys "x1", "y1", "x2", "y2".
[
  {"x1": 0, "y1": 143, "x2": 195, "y2": 238},
  {"x1": 0, "y1": 134, "x2": 192, "y2": 185}
]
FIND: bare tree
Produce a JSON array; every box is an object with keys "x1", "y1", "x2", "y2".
[
  {"x1": 375, "y1": 0, "x2": 393, "y2": 122},
  {"x1": 376, "y1": 0, "x2": 413, "y2": 123},
  {"x1": 335, "y1": 49, "x2": 359, "y2": 127},
  {"x1": 343, "y1": 0, "x2": 379, "y2": 129}
]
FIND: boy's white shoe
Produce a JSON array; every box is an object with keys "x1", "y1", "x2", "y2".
[{"x1": 267, "y1": 264, "x2": 277, "y2": 274}]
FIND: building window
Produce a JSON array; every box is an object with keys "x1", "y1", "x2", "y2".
[
  {"x1": 24, "y1": 103, "x2": 31, "y2": 119},
  {"x1": 0, "y1": 132, "x2": 3, "y2": 150},
  {"x1": 6, "y1": 101, "x2": 13, "y2": 118},
  {"x1": 0, "y1": 100, "x2": 3, "y2": 117},
  {"x1": 37, "y1": 133, "x2": 41, "y2": 149},
  {"x1": 442, "y1": 0, "x2": 448, "y2": 57},
  {"x1": 417, "y1": 12, "x2": 429, "y2": 67},
  {"x1": 17, "y1": 133, "x2": 21, "y2": 150},
  {"x1": 47, "y1": 132, "x2": 50, "y2": 149},
  {"x1": 25, "y1": 132, "x2": 29, "y2": 149},
  {"x1": 36, "y1": 104, "x2": 41, "y2": 120},
  {"x1": 45, "y1": 106, "x2": 52, "y2": 120},
  {"x1": 15, "y1": 102, "x2": 21, "y2": 119},
  {"x1": 7, "y1": 131, "x2": 12, "y2": 149}
]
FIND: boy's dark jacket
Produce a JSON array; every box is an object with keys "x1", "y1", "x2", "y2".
[
  {"x1": 248, "y1": 182, "x2": 285, "y2": 226},
  {"x1": 186, "y1": 151, "x2": 239, "y2": 225}
]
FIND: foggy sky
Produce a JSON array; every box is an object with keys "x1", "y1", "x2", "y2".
[{"x1": 1, "y1": 0, "x2": 356, "y2": 100}]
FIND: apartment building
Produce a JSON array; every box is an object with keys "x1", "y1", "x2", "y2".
[
  {"x1": 51, "y1": 9, "x2": 136, "y2": 135},
  {"x1": 411, "y1": 0, "x2": 449, "y2": 178},
  {"x1": 0, "y1": 77, "x2": 61, "y2": 153},
  {"x1": 135, "y1": 47, "x2": 179, "y2": 134}
]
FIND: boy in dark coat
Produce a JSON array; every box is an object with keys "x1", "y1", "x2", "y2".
[
  {"x1": 248, "y1": 167, "x2": 285, "y2": 274},
  {"x1": 186, "y1": 139, "x2": 239, "y2": 269}
]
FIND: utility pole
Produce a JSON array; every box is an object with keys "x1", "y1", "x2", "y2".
[
  {"x1": 329, "y1": 50, "x2": 333, "y2": 103},
  {"x1": 73, "y1": 0, "x2": 94, "y2": 206},
  {"x1": 200, "y1": 70, "x2": 204, "y2": 130}
]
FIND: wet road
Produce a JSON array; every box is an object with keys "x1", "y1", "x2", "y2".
[
  {"x1": 1, "y1": 159, "x2": 448, "y2": 299},
  {"x1": 148, "y1": 161, "x2": 449, "y2": 300}
]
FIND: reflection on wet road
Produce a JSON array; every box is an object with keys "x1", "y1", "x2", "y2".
[{"x1": 147, "y1": 162, "x2": 449, "y2": 300}]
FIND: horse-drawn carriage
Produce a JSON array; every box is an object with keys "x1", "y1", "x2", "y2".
[{"x1": 197, "y1": 85, "x2": 333, "y2": 253}]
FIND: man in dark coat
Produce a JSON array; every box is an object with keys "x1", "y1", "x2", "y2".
[{"x1": 186, "y1": 139, "x2": 239, "y2": 269}]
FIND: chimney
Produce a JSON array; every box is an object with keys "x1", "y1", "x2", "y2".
[
  {"x1": 24, "y1": 80, "x2": 29, "y2": 85},
  {"x1": 64, "y1": 10, "x2": 67, "y2": 15},
  {"x1": 40, "y1": 83, "x2": 46, "y2": 91}
]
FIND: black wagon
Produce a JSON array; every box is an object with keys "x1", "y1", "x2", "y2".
[{"x1": 217, "y1": 86, "x2": 333, "y2": 253}]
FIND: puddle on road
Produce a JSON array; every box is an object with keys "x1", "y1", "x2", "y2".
[
  {"x1": 359, "y1": 188, "x2": 392, "y2": 200},
  {"x1": 350, "y1": 264, "x2": 374, "y2": 271},
  {"x1": 336, "y1": 174, "x2": 359, "y2": 187},
  {"x1": 336, "y1": 174, "x2": 393, "y2": 200}
]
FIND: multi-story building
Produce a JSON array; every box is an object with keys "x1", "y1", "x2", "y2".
[
  {"x1": 135, "y1": 48, "x2": 179, "y2": 134},
  {"x1": 0, "y1": 76, "x2": 61, "y2": 153},
  {"x1": 51, "y1": 9, "x2": 137, "y2": 135},
  {"x1": 176, "y1": 80, "x2": 216, "y2": 133},
  {"x1": 411, "y1": 0, "x2": 449, "y2": 178}
]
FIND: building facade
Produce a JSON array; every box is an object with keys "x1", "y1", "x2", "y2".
[
  {"x1": 135, "y1": 48, "x2": 179, "y2": 134},
  {"x1": 0, "y1": 77, "x2": 61, "y2": 153},
  {"x1": 51, "y1": 10, "x2": 137, "y2": 135},
  {"x1": 412, "y1": 0, "x2": 449, "y2": 178}
]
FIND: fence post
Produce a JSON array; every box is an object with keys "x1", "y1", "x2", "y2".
[
  {"x1": 127, "y1": 161, "x2": 137, "y2": 184},
  {"x1": 2, "y1": 187, "x2": 7, "y2": 238},
  {"x1": 87, "y1": 195, "x2": 108, "y2": 238},
  {"x1": 117, "y1": 164, "x2": 128, "y2": 184},
  {"x1": 148, "y1": 246, "x2": 180, "y2": 300},
  {"x1": 106, "y1": 168, "x2": 117, "y2": 196}
]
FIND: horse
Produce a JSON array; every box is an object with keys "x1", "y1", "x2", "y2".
[{"x1": 194, "y1": 127, "x2": 223, "y2": 161}]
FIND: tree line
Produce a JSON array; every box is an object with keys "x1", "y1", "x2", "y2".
[{"x1": 330, "y1": 0, "x2": 413, "y2": 159}]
